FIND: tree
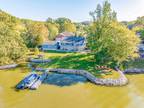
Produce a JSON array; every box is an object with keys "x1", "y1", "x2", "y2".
[
  {"x1": 55, "y1": 17, "x2": 71, "y2": 25},
  {"x1": 22, "y1": 22, "x2": 49, "y2": 47},
  {"x1": 46, "y1": 17, "x2": 54, "y2": 23},
  {"x1": 63, "y1": 21, "x2": 76, "y2": 33},
  {"x1": 140, "y1": 29, "x2": 144, "y2": 40},
  {"x1": 87, "y1": 1, "x2": 140, "y2": 67},
  {"x1": 55, "y1": 17, "x2": 72, "y2": 32},
  {"x1": 46, "y1": 23, "x2": 59, "y2": 40},
  {"x1": 136, "y1": 16, "x2": 144, "y2": 24},
  {"x1": 0, "y1": 9, "x2": 20, "y2": 23},
  {"x1": 75, "y1": 23, "x2": 89, "y2": 36},
  {"x1": 0, "y1": 22, "x2": 27, "y2": 65}
]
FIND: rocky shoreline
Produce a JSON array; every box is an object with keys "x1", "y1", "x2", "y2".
[
  {"x1": 124, "y1": 68, "x2": 144, "y2": 74},
  {"x1": 2, "y1": 64, "x2": 143, "y2": 86},
  {"x1": 36, "y1": 68, "x2": 128, "y2": 86},
  {"x1": 29, "y1": 58, "x2": 51, "y2": 63},
  {"x1": 0, "y1": 64, "x2": 18, "y2": 70}
]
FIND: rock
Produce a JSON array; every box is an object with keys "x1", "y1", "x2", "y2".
[
  {"x1": 0, "y1": 64, "x2": 18, "y2": 70},
  {"x1": 124, "y1": 68, "x2": 144, "y2": 74},
  {"x1": 42, "y1": 68, "x2": 128, "y2": 86}
]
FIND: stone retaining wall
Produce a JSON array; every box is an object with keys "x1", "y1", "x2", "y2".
[
  {"x1": 29, "y1": 59, "x2": 51, "y2": 63},
  {"x1": 0, "y1": 64, "x2": 18, "y2": 70},
  {"x1": 36, "y1": 68, "x2": 128, "y2": 86},
  {"x1": 124, "y1": 68, "x2": 144, "y2": 74}
]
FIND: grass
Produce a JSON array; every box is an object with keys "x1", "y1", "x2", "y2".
[
  {"x1": 0, "y1": 50, "x2": 120, "y2": 79},
  {"x1": 35, "y1": 51, "x2": 120, "y2": 79},
  {"x1": 39, "y1": 51, "x2": 95, "y2": 71},
  {"x1": 124, "y1": 58, "x2": 144, "y2": 69}
]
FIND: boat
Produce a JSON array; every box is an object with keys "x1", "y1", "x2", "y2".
[
  {"x1": 30, "y1": 72, "x2": 48, "y2": 90},
  {"x1": 16, "y1": 73, "x2": 39, "y2": 90}
]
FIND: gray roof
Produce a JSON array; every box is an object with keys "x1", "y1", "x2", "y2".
[{"x1": 64, "y1": 36, "x2": 85, "y2": 43}]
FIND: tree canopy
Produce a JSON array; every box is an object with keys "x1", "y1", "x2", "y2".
[
  {"x1": 46, "y1": 23, "x2": 59, "y2": 40},
  {"x1": 0, "y1": 22, "x2": 27, "y2": 65},
  {"x1": 88, "y1": 1, "x2": 140, "y2": 67},
  {"x1": 22, "y1": 22, "x2": 49, "y2": 47}
]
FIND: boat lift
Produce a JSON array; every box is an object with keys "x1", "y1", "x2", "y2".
[{"x1": 16, "y1": 69, "x2": 49, "y2": 90}]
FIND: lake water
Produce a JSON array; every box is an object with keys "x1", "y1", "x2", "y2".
[{"x1": 0, "y1": 69, "x2": 144, "y2": 108}]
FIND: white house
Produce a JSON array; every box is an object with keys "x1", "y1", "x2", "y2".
[
  {"x1": 40, "y1": 41, "x2": 57, "y2": 51},
  {"x1": 40, "y1": 32, "x2": 86, "y2": 52},
  {"x1": 58, "y1": 36, "x2": 86, "y2": 51}
]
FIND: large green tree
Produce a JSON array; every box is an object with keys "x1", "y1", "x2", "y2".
[
  {"x1": 88, "y1": 1, "x2": 140, "y2": 67},
  {"x1": 63, "y1": 21, "x2": 76, "y2": 33},
  {"x1": 22, "y1": 22, "x2": 49, "y2": 47},
  {"x1": 75, "y1": 23, "x2": 89, "y2": 36},
  {"x1": 55, "y1": 17, "x2": 76, "y2": 33},
  {"x1": 46, "y1": 23, "x2": 59, "y2": 40},
  {"x1": 0, "y1": 22, "x2": 27, "y2": 65},
  {"x1": 136, "y1": 16, "x2": 144, "y2": 25}
]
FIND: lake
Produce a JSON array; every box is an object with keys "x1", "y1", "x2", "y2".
[{"x1": 0, "y1": 68, "x2": 144, "y2": 108}]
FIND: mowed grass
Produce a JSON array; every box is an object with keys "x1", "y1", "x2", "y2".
[
  {"x1": 39, "y1": 51, "x2": 95, "y2": 72},
  {"x1": 124, "y1": 58, "x2": 144, "y2": 69},
  {"x1": 37, "y1": 51, "x2": 120, "y2": 78},
  {"x1": 0, "y1": 50, "x2": 120, "y2": 79}
]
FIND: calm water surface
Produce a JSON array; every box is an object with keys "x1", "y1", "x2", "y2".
[{"x1": 0, "y1": 69, "x2": 144, "y2": 108}]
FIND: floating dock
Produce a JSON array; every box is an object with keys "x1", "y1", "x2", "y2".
[
  {"x1": 30, "y1": 72, "x2": 48, "y2": 90},
  {"x1": 16, "y1": 73, "x2": 39, "y2": 90},
  {"x1": 16, "y1": 70, "x2": 48, "y2": 90}
]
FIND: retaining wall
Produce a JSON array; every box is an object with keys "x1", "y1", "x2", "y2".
[
  {"x1": 36, "y1": 68, "x2": 128, "y2": 86},
  {"x1": 0, "y1": 64, "x2": 18, "y2": 70}
]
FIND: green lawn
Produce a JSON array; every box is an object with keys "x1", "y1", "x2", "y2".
[
  {"x1": 39, "y1": 51, "x2": 95, "y2": 72},
  {"x1": 35, "y1": 51, "x2": 120, "y2": 78},
  {"x1": 124, "y1": 58, "x2": 144, "y2": 69},
  {"x1": 0, "y1": 50, "x2": 120, "y2": 79}
]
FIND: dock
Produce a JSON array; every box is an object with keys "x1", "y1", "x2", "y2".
[
  {"x1": 16, "y1": 70, "x2": 49, "y2": 90},
  {"x1": 16, "y1": 73, "x2": 39, "y2": 90},
  {"x1": 30, "y1": 72, "x2": 48, "y2": 90}
]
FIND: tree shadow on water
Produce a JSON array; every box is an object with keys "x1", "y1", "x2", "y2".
[{"x1": 43, "y1": 73, "x2": 88, "y2": 87}]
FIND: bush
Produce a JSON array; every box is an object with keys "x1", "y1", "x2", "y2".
[{"x1": 0, "y1": 57, "x2": 14, "y2": 65}]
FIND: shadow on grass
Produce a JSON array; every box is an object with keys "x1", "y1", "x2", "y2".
[{"x1": 38, "y1": 53, "x2": 97, "y2": 75}]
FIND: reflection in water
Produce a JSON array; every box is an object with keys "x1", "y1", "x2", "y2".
[
  {"x1": 0, "y1": 69, "x2": 144, "y2": 108},
  {"x1": 43, "y1": 73, "x2": 87, "y2": 86}
]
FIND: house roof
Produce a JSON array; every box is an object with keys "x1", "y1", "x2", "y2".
[
  {"x1": 42, "y1": 41, "x2": 56, "y2": 45},
  {"x1": 64, "y1": 36, "x2": 85, "y2": 43},
  {"x1": 56, "y1": 32, "x2": 74, "y2": 38}
]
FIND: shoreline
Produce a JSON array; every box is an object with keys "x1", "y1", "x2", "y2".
[
  {"x1": 36, "y1": 68, "x2": 128, "y2": 86},
  {"x1": 1, "y1": 64, "x2": 144, "y2": 86}
]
